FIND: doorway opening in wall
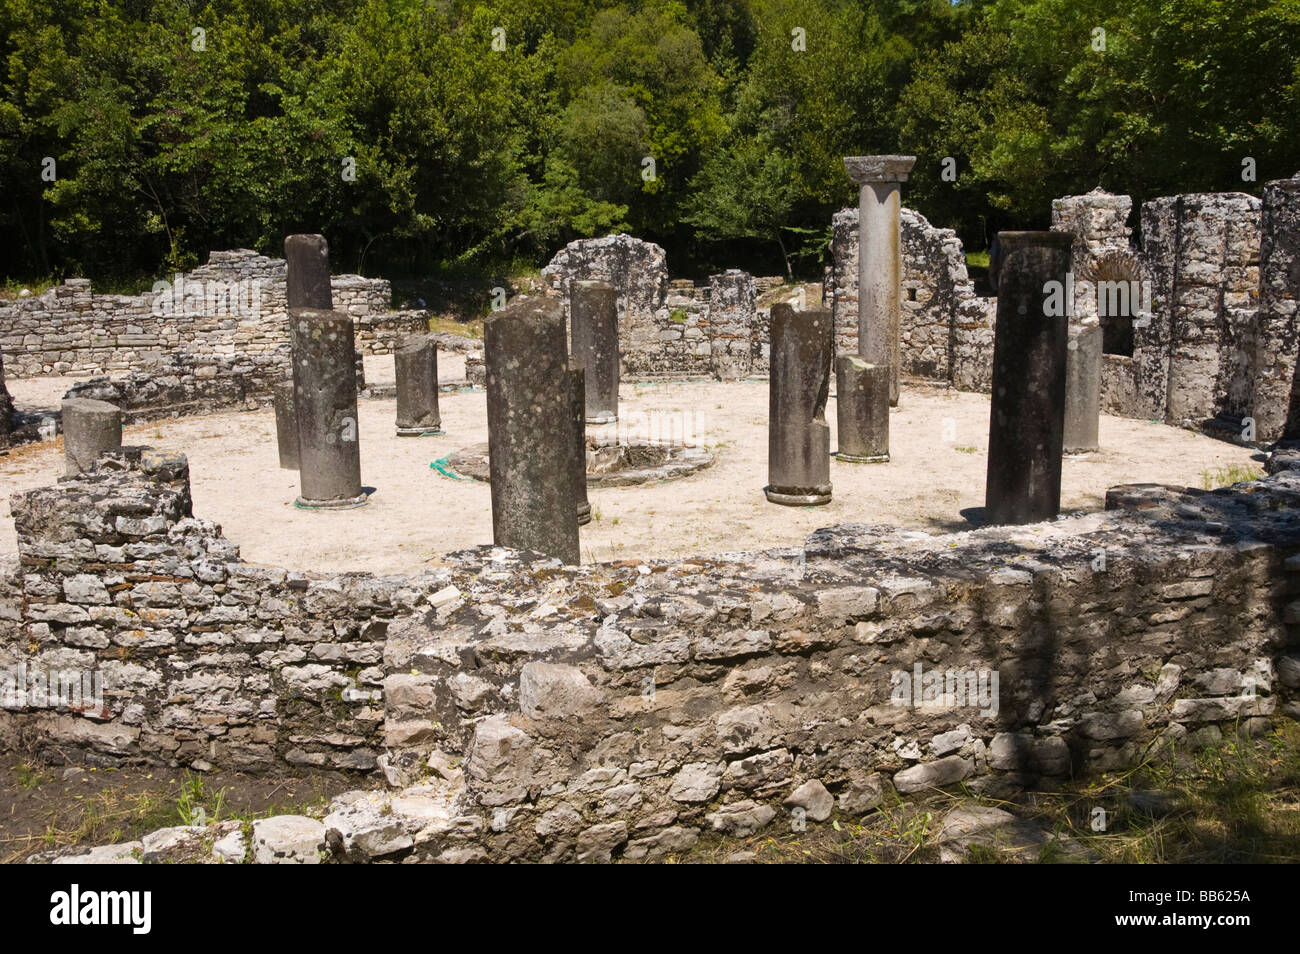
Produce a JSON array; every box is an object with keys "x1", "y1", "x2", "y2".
[
  {"x1": 1102, "y1": 312, "x2": 1135, "y2": 357},
  {"x1": 1083, "y1": 250, "x2": 1142, "y2": 357}
]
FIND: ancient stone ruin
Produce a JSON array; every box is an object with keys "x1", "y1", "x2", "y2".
[{"x1": 2, "y1": 175, "x2": 1299, "y2": 865}]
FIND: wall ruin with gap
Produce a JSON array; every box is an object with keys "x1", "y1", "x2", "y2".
[{"x1": 2, "y1": 450, "x2": 1299, "y2": 860}]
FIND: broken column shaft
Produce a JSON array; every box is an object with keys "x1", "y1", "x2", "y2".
[{"x1": 766, "y1": 303, "x2": 832, "y2": 506}]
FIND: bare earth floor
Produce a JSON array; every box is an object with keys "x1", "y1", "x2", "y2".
[{"x1": 2, "y1": 369, "x2": 1261, "y2": 574}]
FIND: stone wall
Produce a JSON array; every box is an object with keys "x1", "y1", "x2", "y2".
[
  {"x1": 830, "y1": 207, "x2": 985, "y2": 382},
  {"x1": 1251, "y1": 178, "x2": 1300, "y2": 442},
  {"x1": 3, "y1": 444, "x2": 1299, "y2": 861},
  {"x1": 542, "y1": 237, "x2": 766, "y2": 380},
  {"x1": 0, "y1": 450, "x2": 443, "y2": 772},
  {"x1": 828, "y1": 189, "x2": 1282, "y2": 436},
  {"x1": 1141, "y1": 193, "x2": 1261, "y2": 427},
  {"x1": 541, "y1": 234, "x2": 670, "y2": 376},
  {"x1": 0, "y1": 250, "x2": 392, "y2": 377}
]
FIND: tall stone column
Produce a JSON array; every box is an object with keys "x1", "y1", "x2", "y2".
[
  {"x1": 284, "y1": 233, "x2": 334, "y2": 482},
  {"x1": 272, "y1": 382, "x2": 299, "y2": 469},
  {"x1": 1252, "y1": 177, "x2": 1300, "y2": 442},
  {"x1": 485, "y1": 297, "x2": 580, "y2": 564},
  {"x1": 1063, "y1": 323, "x2": 1101, "y2": 454},
  {"x1": 292, "y1": 309, "x2": 367, "y2": 509},
  {"x1": 835, "y1": 356, "x2": 889, "y2": 462},
  {"x1": 394, "y1": 336, "x2": 442, "y2": 436},
  {"x1": 766, "y1": 303, "x2": 832, "y2": 506},
  {"x1": 62, "y1": 398, "x2": 122, "y2": 476},
  {"x1": 570, "y1": 280, "x2": 619, "y2": 423},
  {"x1": 844, "y1": 155, "x2": 916, "y2": 406},
  {"x1": 985, "y1": 232, "x2": 1072, "y2": 525},
  {"x1": 570, "y1": 365, "x2": 591, "y2": 526}
]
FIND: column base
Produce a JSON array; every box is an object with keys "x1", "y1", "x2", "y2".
[
  {"x1": 395, "y1": 426, "x2": 443, "y2": 437},
  {"x1": 835, "y1": 452, "x2": 889, "y2": 463},
  {"x1": 577, "y1": 502, "x2": 592, "y2": 526},
  {"x1": 294, "y1": 492, "x2": 370, "y2": 510},
  {"x1": 765, "y1": 486, "x2": 832, "y2": 507},
  {"x1": 585, "y1": 413, "x2": 617, "y2": 425}
]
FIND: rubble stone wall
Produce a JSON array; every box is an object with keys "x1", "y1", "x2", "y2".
[
  {"x1": 3, "y1": 448, "x2": 1299, "y2": 861},
  {"x1": 830, "y1": 207, "x2": 983, "y2": 382},
  {"x1": 542, "y1": 236, "x2": 767, "y2": 380},
  {"x1": 0, "y1": 451, "x2": 444, "y2": 772},
  {"x1": 0, "y1": 250, "x2": 392, "y2": 377}
]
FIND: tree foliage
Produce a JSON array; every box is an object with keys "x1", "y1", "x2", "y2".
[{"x1": 1, "y1": 0, "x2": 1297, "y2": 282}]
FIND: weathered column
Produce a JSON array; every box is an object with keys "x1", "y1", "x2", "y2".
[
  {"x1": 844, "y1": 155, "x2": 916, "y2": 406},
  {"x1": 394, "y1": 336, "x2": 442, "y2": 436},
  {"x1": 272, "y1": 382, "x2": 299, "y2": 469},
  {"x1": 766, "y1": 303, "x2": 832, "y2": 505},
  {"x1": 835, "y1": 355, "x2": 890, "y2": 462},
  {"x1": 485, "y1": 297, "x2": 580, "y2": 564},
  {"x1": 292, "y1": 309, "x2": 366, "y2": 509},
  {"x1": 62, "y1": 398, "x2": 122, "y2": 476},
  {"x1": 570, "y1": 365, "x2": 591, "y2": 526},
  {"x1": 284, "y1": 233, "x2": 332, "y2": 477},
  {"x1": 985, "y1": 232, "x2": 1072, "y2": 525},
  {"x1": 1063, "y1": 322, "x2": 1101, "y2": 454},
  {"x1": 284, "y1": 234, "x2": 333, "y2": 311},
  {"x1": 570, "y1": 280, "x2": 619, "y2": 423},
  {"x1": 1252, "y1": 177, "x2": 1300, "y2": 442}
]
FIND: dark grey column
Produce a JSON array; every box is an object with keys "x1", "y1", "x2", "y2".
[
  {"x1": 272, "y1": 382, "x2": 299, "y2": 469},
  {"x1": 394, "y1": 336, "x2": 442, "y2": 436},
  {"x1": 570, "y1": 364, "x2": 591, "y2": 526},
  {"x1": 62, "y1": 398, "x2": 122, "y2": 476},
  {"x1": 284, "y1": 234, "x2": 333, "y2": 310},
  {"x1": 1063, "y1": 323, "x2": 1101, "y2": 454},
  {"x1": 570, "y1": 280, "x2": 619, "y2": 423},
  {"x1": 292, "y1": 309, "x2": 366, "y2": 509},
  {"x1": 766, "y1": 303, "x2": 832, "y2": 506},
  {"x1": 835, "y1": 355, "x2": 890, "y2": 462},
  {"x1": 485, "y1": 297, "x2": 580, "y2": 564},
  {"x1": 985, "y1": 232, "x2": 1072, "y2": 525}
]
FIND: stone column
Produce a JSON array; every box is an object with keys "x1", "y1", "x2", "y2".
[
  {"x1": 1252, "y1": 177, "x2": 1300, "y2": 442},
  {"x1": 766, "y1": 303, "x2": 832, "y2": 505},
  {"x1": 0, "y1": 347, "x2": 13, "y2": 450},
  {"x1": 835, "y1": 356, "x2": 889, "y2": 462},
  {"x1": 272, "y1": 382, "x2": 299, "y2": 469},
  {"x1": 62, "y1": 398, "x2": 122, "y2": 476},
  {"x1": 844, "y1": 155, "x2": 916, "y2": 406},
  {"x1": 285, "y1": 234, "x2": 333, "y2": 311},
  {"x1": 485, "y1": 297, "x2": 580, "y2": 564},
  {"x1": 570, "y1": 365, "x2": 591, "y2": 526},
  {"x1": 985, "y1": 232, "x2": 1072, "y2": 525},
  {"x1": 394, "y1": 336, "x2": 442, "y2": 436},
  {"x1": 570, "y1": 280, "x2": 619, "y2": 423},
  {"x1": 1063, "y1": 323, "x2": 1101, "y2": 454},
  {"x1": 292, "y1": 309, "x2": 366, "y2": 509}
]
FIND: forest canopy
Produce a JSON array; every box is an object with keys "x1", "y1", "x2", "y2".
[{"x1": 2, "y1": 0, "x2": 1297, "y2": 282}]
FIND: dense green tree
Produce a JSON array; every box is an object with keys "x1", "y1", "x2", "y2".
[{"x1": 1, "y1": 0, "x2": 1297, "y2": 283}]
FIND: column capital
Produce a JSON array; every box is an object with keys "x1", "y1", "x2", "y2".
[{"x1": 844, "y1": 155, "x2": 916, "y2": 185}]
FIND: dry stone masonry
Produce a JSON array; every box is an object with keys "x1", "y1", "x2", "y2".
[
  {"x1": 0, "y1": 250, "x2": 391, "y2": 378},
  {"x1": 4, "y1": 445, "x2": 1298, "y2": 861}
]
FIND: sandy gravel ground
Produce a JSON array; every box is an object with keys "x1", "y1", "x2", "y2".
[{"x1": 2, "y1": 366, "x2": 1260, "y2": 574}]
